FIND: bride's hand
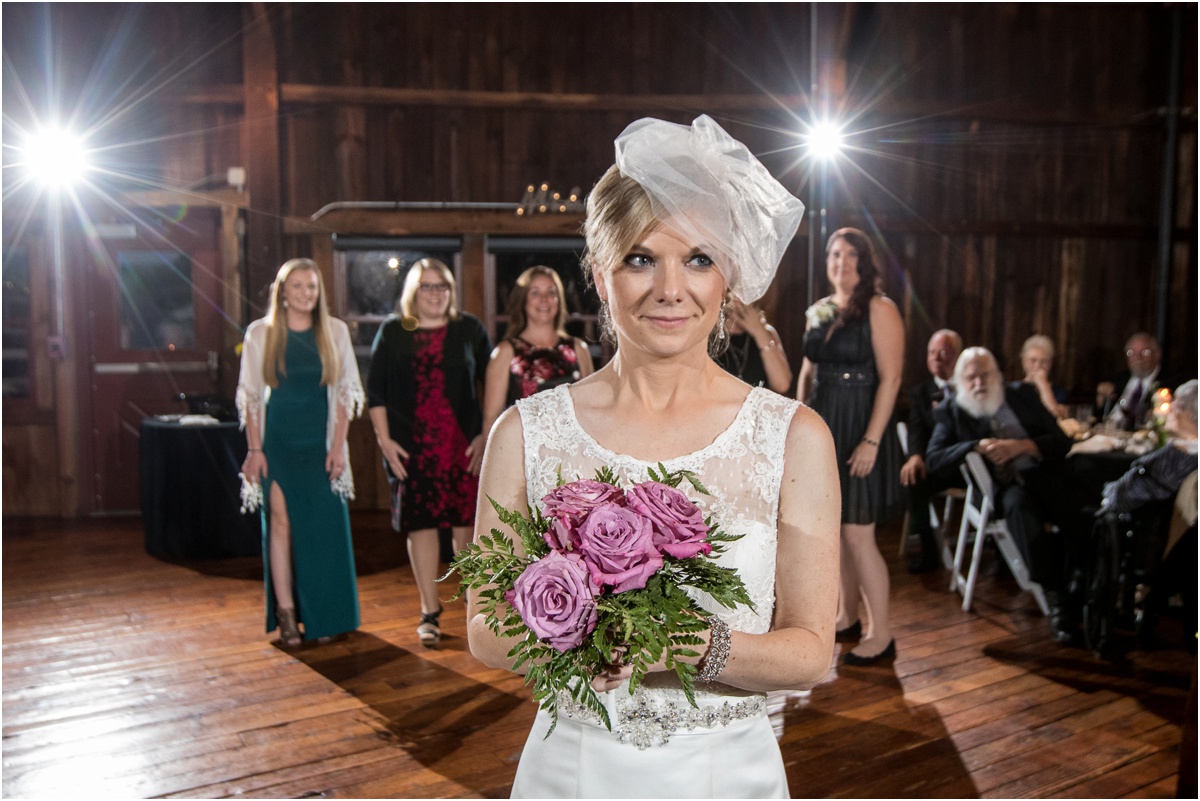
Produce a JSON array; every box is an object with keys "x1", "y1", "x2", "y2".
[{"x1": 591, "y1": 661, "x2": 633, "y2": 693}]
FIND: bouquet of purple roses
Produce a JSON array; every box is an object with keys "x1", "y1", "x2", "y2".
[{"x1": 451, "y1": 464, "x2": 752, "y2": 733}]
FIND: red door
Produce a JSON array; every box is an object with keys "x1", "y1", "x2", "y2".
[{"x1": 83, "y1": 206, "x2": 229, "y2": 513}]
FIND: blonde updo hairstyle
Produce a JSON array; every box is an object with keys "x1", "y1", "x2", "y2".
[{"x1": 582, "y1": 164, "x2": 729, "y2": 354}]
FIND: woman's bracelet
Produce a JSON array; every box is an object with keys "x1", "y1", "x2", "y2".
[
  {"x1": 758, "y1": 339, "x2": 778, "y2": 351},
  {"x1": 248, "y1": 448, "x2": 262, "y2": 452},
  {"x1": 697, "y1": 616, "x2": 731, "y2": 682},
  {"x1": 861, "y1": 437, "x2": 880, "y2": 448}
]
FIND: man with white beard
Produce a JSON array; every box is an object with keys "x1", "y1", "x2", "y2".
[{"x1": 926, "y1": 347, "x2": 1086, "y2": 643}]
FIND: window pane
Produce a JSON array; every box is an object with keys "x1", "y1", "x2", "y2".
[
  {"x1": 339, "y1": 247, "x2": 457, "y2": 350},
  {"x1": 490, "y1": 241, "x2": 600, "y2": 347},
  {"x1": 2, "y1": 246, "x2": 31, "y2": 398},
  {"x1": 118, "y1": 251, "x2": 195, "y2": 351}
]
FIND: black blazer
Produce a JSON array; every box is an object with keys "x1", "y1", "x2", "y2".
[
  {"x1": 1096, "y1": 369, "x2": 1184, "y2": 420},
  {"x1": 926, "y1": 382, "x2": 1071, "y2": 478},
  {"x1": 906, "y1": 377, "x2": 945, "y2": 458},
  {"x1": 366, "y1": 313, "x2": 492, "y2": 453}
]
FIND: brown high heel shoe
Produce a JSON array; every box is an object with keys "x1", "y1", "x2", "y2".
[{"x1": 276, "y1": 608, "x2": 302, "y2": 648}]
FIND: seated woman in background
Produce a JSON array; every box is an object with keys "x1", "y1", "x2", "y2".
[
  {"x1": 1021, "y1": 334, "x2": 1069, "y2": 420},
  {"x1": 480, "y1": 265, "x2": 595, "y2": 439},
  {"x1": 1102, "y1": 379, "x2": 1197, "y2": 513},
  {"x1": 714, "y1": 298, "x2": 793, "y2": 394}
]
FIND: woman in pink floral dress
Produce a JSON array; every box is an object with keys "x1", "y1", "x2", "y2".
[{"x1": 481, "y1": 266, "x2": 595, "y2": 440}]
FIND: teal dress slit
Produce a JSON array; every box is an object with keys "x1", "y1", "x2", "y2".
[{"x1": 261, "y1": 328, "x2": 360, "y2": 640}]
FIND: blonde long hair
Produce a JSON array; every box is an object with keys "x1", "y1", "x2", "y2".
[{"x1": 262, "y1": 258, "x2": 338, "y2": 388}]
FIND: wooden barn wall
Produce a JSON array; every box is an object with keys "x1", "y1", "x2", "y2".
[
  {"x1": 2, "y1": 3, "x2": 1196, "y2": 516},
  {"x1": 256, "y1": 2, "x2": 1195, "y2": 396}
]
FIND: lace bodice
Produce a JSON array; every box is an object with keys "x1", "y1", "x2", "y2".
[{"x1": 515, "y1": 384, "x2": 800, "y2": 747}]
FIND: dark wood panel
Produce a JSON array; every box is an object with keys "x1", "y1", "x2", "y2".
[{"x1": 2, "y1": 2, "x2": 1197, "y2": 520}]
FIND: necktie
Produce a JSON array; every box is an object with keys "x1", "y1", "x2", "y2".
[{"x1": 1124, "y1": 380, "x2": 1144, "y2": 428}]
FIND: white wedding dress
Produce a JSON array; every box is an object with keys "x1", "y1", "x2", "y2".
[{"x1": 509, "y1": 384, "x2": 798, "y2": 799}]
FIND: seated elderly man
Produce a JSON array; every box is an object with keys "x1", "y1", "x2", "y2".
[
  {"x1": 927, "y1": 347, "x2": 1089, "y2": 642},
  {"x1": 901, "y1": 328, "x2": 965, "y2": 573},
  {"x1": 1096, "y1": 332, "x2": 1173, "y2": 429}
]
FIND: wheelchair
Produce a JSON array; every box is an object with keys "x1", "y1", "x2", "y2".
[{"x1": 1081, "y1": 502, "x2": 1170, "y2": 656}]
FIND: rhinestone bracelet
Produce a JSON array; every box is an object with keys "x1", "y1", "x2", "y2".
[{"x1": 697, "y1": 616, "x2": 731, "y2": 682}]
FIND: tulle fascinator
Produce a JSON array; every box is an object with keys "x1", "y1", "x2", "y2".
[{"x1": 614, "y1": 115, "x2": 805, "y2": 303}]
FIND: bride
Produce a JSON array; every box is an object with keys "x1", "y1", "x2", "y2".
[{"x1": 468, "y1": 115, "x2": 840, "y2": 798}]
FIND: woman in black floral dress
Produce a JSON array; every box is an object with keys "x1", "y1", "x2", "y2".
[
  {"x1": 367, "y1": 258, "x2": 491, "y2": 646},
  {"x1": 481, "y1": 266, "x2": 595, "y2": 439}
]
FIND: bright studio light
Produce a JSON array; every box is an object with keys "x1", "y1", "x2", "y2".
[
  {"x1": 23, "y1": 127, "x2": 90, "y2": 188},
  {"x1": 806, "y1": 122, "x2": 844, "y2": 161}
]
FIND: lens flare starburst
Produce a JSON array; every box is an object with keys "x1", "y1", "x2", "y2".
[
  {"x1": 805, "y1": 122, "x2": 845, "y2": 162},
  {"x1": 19, "y1": 126, "x2": 91, "y2": 188}
]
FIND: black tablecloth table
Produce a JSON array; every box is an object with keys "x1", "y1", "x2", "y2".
[
  {"x1": 1069, "y1": 449, "x2": 1139, "y2": 500},
  {"x1": 140, "y1": 419, "x2": 261, "y2": 559}
]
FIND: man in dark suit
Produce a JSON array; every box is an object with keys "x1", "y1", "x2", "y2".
[
  {"x1": 1095, "y1": 332, "x2": 1170, "y2": 429},
  {"x1": 927, "y1": 347, "x2": 1089, "y2": 642},
  {"x1": 900, "y1": 329, "x2": 964, "y2": 573}
]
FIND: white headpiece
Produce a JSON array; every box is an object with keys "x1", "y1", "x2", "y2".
[{"x1": 614, "y1": 115, "x2": 805, "y2": 303}]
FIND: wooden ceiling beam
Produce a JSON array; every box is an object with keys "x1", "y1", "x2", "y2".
[
  {"x1": 276, "y1": 205, "x2": 1189, "y2": 242},
  {"x1": 181, "y1": 83, "x2": 807, "y2": 113},
  {"x1": 172, "y1": 82, "x2": 1180, "y2": 129}
]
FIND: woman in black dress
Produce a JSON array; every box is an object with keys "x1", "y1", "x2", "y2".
[
  {"x1": 366, "y1": 258, "x2": 491, "y2": 646},
  {"x1": 797, "y1": 228, "x2": 905, "y2": 664},
  {"x1": 714, "y1": 298, "x2": 793, "y2": 394}
]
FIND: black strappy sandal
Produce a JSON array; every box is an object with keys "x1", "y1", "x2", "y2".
[{"x1": 417, "y1": 606, "x2": 444, "y2": 647}]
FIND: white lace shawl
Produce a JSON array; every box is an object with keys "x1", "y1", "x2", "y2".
[{"x1": 235, "y1": 317, "x2": 365, "y2": 512}]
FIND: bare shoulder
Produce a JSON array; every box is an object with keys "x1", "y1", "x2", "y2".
[
  {"x1": 785, "y1": 401, "x2": 835, "y2": 457},
  {"x1": 490, "y1": 339, "x2": 515, "y2": 361},
  {"x1": 489, "y1": 404, "x2": 526, "y2": 451},
  {"x1": 869, "y1": 294, "x2": 901, "y2": 317}
]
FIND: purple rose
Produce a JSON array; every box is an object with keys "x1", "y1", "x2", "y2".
[
  {"x1": 506, "y1": 551, "x2": 600, "y2": 652},
  {"x1": 576, "y1": 502, "x2": 663, "y2": 593},
  {"x1": 541, "y1": 480, "x2": 626, "y2": 552},
  {"x1": 626, "y1": 481, "x2": 712, "y2": 559}
]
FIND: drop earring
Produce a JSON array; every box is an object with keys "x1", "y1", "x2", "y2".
[{"x1": 717, "y1": 302, "x2": 726, "y2": 340}]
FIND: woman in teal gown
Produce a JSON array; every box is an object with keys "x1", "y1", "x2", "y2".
[{"x1": 237, "y1": 258, "x2": 365, "y2": 646}]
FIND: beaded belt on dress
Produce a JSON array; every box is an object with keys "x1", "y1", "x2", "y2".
[
  {"x1": 815, "y1": 363, "x2": 877, "y2": 387},
  {"x1": 555, "y1": 688, "x2": 767, "y2": 750}
]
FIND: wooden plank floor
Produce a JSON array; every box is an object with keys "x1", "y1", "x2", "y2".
[{"x1": 3, "y1": 513, "x2": 1193, "y2": 798}]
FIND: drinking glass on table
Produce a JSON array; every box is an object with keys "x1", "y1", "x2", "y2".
[{"x1": 1073, "y1": 405, "x2": 1093, "y2": 435}]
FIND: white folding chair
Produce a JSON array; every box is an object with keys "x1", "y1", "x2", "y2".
[
  {"x1": 896, "y1": 422, "x2": 912, "y2": 556},
  {"x1": 950, "y1": 451, "x2": 1050, "y2": 615},
  {"x1": 896, "y1": 421, "x2": 965, "y2": 565}
]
